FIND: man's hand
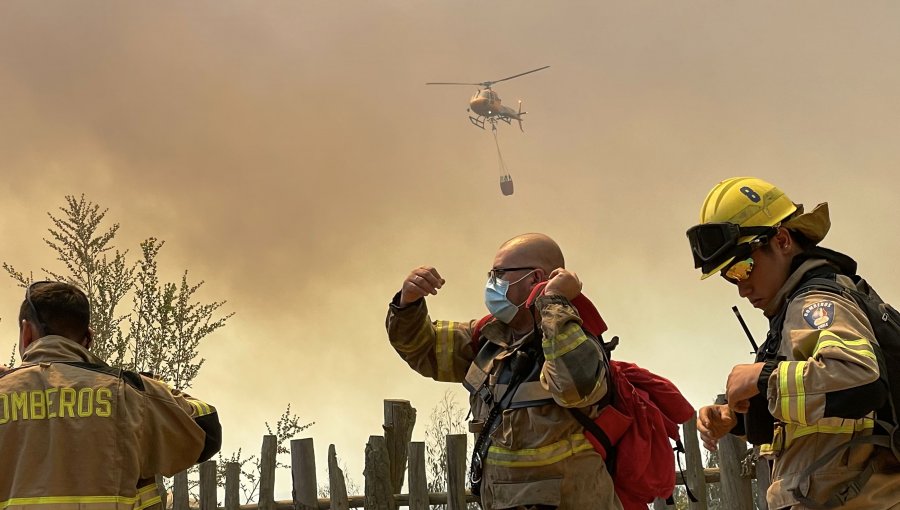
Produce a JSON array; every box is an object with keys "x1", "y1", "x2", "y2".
[
  {"x1": 725, "y1": 362, "x2": 765, "y2": 411},
  {"x1": 399, "y1": 266, "x2": 445, "y2": 307},
  {"x1": 697, "y1": 404, "x2": 738, "y2": 451},
  {"x1": 543, "y1": 268, "x2": 582, "y2": 301}
]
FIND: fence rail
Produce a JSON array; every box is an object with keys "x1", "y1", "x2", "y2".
[{"x1": 172, "y1": 399, "x2": 768, "y2": 510}]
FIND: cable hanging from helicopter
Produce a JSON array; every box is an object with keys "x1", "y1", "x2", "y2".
[
  {"x1": 493, "y1": 125, "x2": 514, "y2": 196},
  {"x1": 426, "y1": 66, "x2": 549, "y2": 196}
]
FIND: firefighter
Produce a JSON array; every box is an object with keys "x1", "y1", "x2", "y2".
[
  {"x1": 0, "y1": 281, "x2": 222, "y2": 510},
  {"x1": 686, "y1": 177, "x2": 900, "y2": 509},
  {"x1": 386, "y1": 233, "x2": 621, "y2": 510}
]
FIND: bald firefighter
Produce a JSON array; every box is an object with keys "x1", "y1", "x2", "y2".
[
  {"x1": 0, "y1": 281, "x2": 222, "y2": 510},
  {"x1": 386, "y1": 233, "x2": 621, "y2": 510},
  {"x1": 686, "y1": 177, "x2": 900, "y2": 509}
]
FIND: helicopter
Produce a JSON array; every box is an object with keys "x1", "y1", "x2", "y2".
[{"x1": 426, "y1": 65, "x2": 549, "y2": 131}]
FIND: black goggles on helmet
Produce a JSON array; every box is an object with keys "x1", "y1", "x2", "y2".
[{"x1": 686, "y1": 223, "x2": 777, "y2": 273}]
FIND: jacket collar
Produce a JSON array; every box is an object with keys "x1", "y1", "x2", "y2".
[
  {"x1": 21, "y1": 335, "x2": 108, "y2": 366},
  {"x1": 763, "y1": 246, "x2": 858, "y2": 318}
]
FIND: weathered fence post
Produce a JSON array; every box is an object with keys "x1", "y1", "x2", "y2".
[
  {"x1": 328, "y1": 444, "x2": 350, "y2": 510},
  {"x1": 407, "y1": 441, "x2": 430, "y2": 510},
  {"x1": 755, "y1": 449, "x2": 771, "y2": 509},
  {"x1": 718, "y1": 434, "x2": 753, "y2": 510},
  {"x1": 154, "y1": 475, "x2": 167, "y2": 510},
  {"x1": 446, "y1": 434, "x2": 467, "y2": 510},
  {"x1": 199, "y1": 460, "x2": 216, "y2": 510},
  {"x1": 683, "y1": 414, "x2": 709, "y2": 510},
  {"x1": 259, "y1": 435, "x2": 277, "y2": 510},
  {"x1": 291, "y1": 438, "x2": 318, "y2": 510},
  {"x1": 364, "y1": 435, "x2": 395, "y2": 510},
  {"x1": 225, "y1": 462, "x2": 240, "y2": 510},
  {"x1": 173, "y1": 471, "x2": 189, "y2": 510},
  {"x1": 383, "y1": 399, "x2": 417, "y2": 495}
]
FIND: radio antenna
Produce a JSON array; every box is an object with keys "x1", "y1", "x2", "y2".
[{"x1": 732, "y1": 305, "x2": 759, "y2": 353}]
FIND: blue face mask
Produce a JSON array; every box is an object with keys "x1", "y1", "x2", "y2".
[{"x1": 484, "y1": 270, "x2": 536, "y2": 323}]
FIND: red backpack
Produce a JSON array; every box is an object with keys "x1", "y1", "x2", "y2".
[
  {"x1": 472, "y1": 283, "x2": 695, "y2": 509},
  {"x1": 592, "y1": 356, "x2": 696, "y2": 508}
]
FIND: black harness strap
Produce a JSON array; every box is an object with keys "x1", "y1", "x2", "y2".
[{"x1": 468, "y1": 345, "x2": 539, "y2": 500}]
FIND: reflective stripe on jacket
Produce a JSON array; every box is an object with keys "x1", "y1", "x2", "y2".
[
  {"x1": 759, "y1": 259, "x2": 900, "y2": 509},
  {"x1": 0, "y1": 336, "x2": 222, "y2": 510},
  {"x1": 386, "y1": 293, "x2": 621, "y2": 510}
]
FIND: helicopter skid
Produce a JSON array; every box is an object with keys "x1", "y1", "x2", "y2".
[{"x1": 469, "y1": 115, "x2": 511, "y2": 130}]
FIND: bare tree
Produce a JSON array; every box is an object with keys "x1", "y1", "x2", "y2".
[
  {"x1": 3, "y1": 195, "x2": 232, "y2": 389},
  {"x1": 317, "y1": 454, "x2": 361, "y2": 500},
  {"x1": 207, "y1": 404, "x2": 314, "y2": 504},
  {"x1": 424, "y1": 390, "x2": 478, "y2": 510},
  {"x1": 4, "y1": 195, "x2": 133, "y2": 364}
]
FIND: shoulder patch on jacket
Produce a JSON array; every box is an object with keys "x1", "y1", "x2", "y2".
[{"x1": 803, "y1": 300, "x2": 835, "y2": 330}]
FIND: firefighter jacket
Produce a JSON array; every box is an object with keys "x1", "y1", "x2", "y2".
[
  {"x1": 0, "y1": 335, "x2": 222, "y2": 510},
  {"x1": 756, "y1": 248, "x2": 900, "y2": 509},
  {"x1": 386, "y1": 293, "x2": 622, "y2": 510}
]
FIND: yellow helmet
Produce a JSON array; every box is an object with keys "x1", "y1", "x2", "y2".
[{"x1": 688, "y1": 177, "x2": 798, "y2": 279}]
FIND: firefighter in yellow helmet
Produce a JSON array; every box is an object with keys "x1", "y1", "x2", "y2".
[{"x1": 686, "y1": 177, "x2": 900, "y2": 509}]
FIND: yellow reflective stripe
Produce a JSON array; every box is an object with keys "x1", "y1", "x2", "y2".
[
  {"x1": 792, "y1": 419, "x2": 874, "y2": 440},
  {"x1": 785, "y1": 419, "x2": 874, "y2": 449},
  {"x1": 135, "y1": 483, "x2": 160, "y2": 510},
  {"x1": 778, "y1": 361, "x2": 807, "y2": 424},
  {"x1": 135, "y1": 486, "x2": 156, "y2": 496},
  {"x1": 186, "y1": 399, "x2": 212, "y2": 416},
  {"x1": 0, "y1": 492, "x2": 161, "y2": 510},
  {"x1": 434, "y1": 321, "x2": 455, "y2": 381},
  {"x1": 542, "y1": 323, "x2": 588, "y2": 361},
  {"x1": 187, "y1": 400, "x2": 202, "y2": 415},
  {"x1": 812, "y1": 333, "x2": 877, "y2": 362},
  {"x1": 795, "y1": 361, "x2": 807, "y2": 425},
  {"x1": 777, "y1": 361, "x2": 807, "y2": 423},
  {"x1": 815, "y1": 342, "x2": 877, "y2": 361},
  {"x1": 486, "y1": 433, "x2": 596, "y2": 467},
  {"x1": 136, "y1": 496, "x2": 162, "y2": 510},
  {"x1": 779, "y1": 362, "x2": 792, "y2": 420}
]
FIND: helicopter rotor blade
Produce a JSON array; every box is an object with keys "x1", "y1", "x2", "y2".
[
  {"x1": 485, "y1": 65, "x2": 550, "y2": 86},
  {"x1": 425, "y1": 82, "x2": 483, "y2": 86}
]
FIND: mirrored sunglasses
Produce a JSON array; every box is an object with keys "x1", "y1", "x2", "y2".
[{"x1": 722, "y1": 257, "x2": 754, "y2": 283}]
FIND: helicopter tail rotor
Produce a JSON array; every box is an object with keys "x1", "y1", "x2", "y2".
[{"x1": 517, "y1": 100, "x2": 525, "y2": 132}]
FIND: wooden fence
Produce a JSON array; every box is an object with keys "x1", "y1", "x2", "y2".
[{"x1": 167, "y1": 399, "x2": 769, "y2": 510}]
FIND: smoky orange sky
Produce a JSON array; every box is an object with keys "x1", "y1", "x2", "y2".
[{"x1": 2, "y1": 1, "x2": 899, "y2": 496}]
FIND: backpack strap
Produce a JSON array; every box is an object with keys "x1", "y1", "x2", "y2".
[
  {"x1": 789, "y1": 434, "x2": 893, "y2": 509},
  {"x1": 469, "y1": 314, "x2": 495, "y2": 353},
  {"x1": 468, "y1": 343, "x2": 540, "y2": 498},
  {"x1": 568, "y1": 406, "x2": 617, "y2": 472},
  {"x1": 780, "y1": 276, "x2": 900, "y2": 507},
  {"x1": 673, "y1": 439, "x2": 699, "y2": 503}
]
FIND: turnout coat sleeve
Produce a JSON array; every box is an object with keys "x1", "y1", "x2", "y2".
[
  {"x1": 764, "y1": 289, "x2": 881, "y2": 425},
  {"x1": 536, "y1": 295, "x2": 610, "y2": 408},
  {"x1": 386, "y1": 293, "x2": 478, "y2": 383},
  {"x1": 136, "y1": 378, "x2": 222, "y2": 478}
]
